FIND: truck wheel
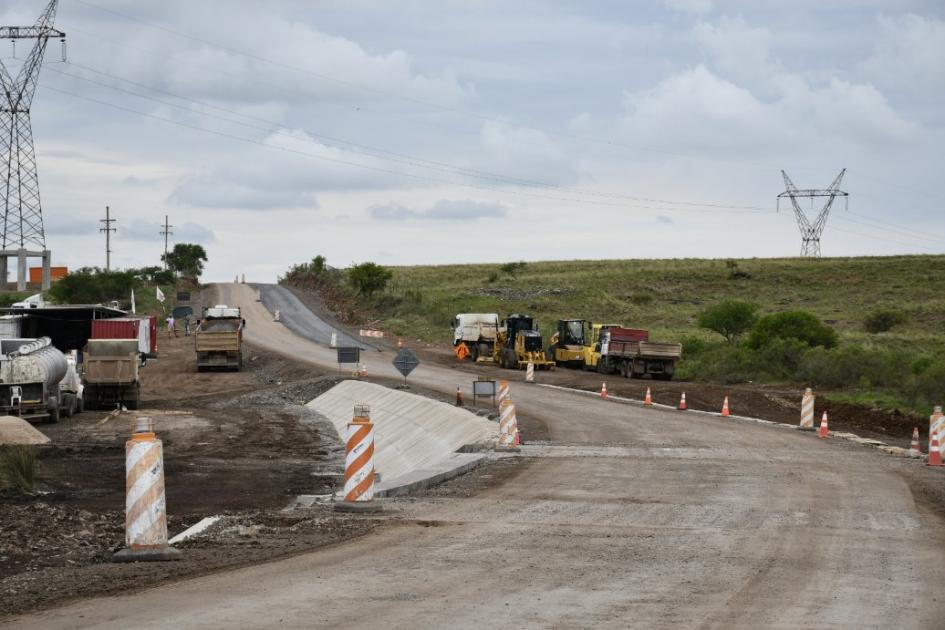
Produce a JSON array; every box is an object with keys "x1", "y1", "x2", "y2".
[
  {"x1": 48, "y1": 404, "x2": 60, "y2": 424},
  {"x1": 478, "y1": 343, "x2": 489, "y2": 359},
  {"x1": 62, "y1": 394, "x2": 74, "y2": 418},
  {"x1": 77, "y1": 396, "x2": 85, "y2": 414}
]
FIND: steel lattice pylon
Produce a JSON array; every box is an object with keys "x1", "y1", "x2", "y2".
[
  {"x1": 777, "y1": 169, "x2": 849, "y2": 258},
  {"x1": 0, "y1": 0, "x2": 65, "y2": 252}
]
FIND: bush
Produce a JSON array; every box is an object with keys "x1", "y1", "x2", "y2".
[
  {"x1": 697, "y1": 300, "x2": 758, "y2": 343},
  {"x1": 349, "y1": 262, "x2": 393, "y2": 296},
  {"x1": 748, "y1": 311, "x2": 838, "y2": 349},
  {"x1": 864, "y1": 310, "x2": 906, "y2": 333},
  {"x1": 47, "y1": 267, "x2": 139, "y2": 305},
  {"x1": 0, "y1": 446, "x2": 38, "y2": 495},
  {"x1": 500, "y1": 261, "x2": 527, "y2": 276}
]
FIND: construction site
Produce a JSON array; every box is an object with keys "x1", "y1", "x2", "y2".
[{"x1": 2, "y1": 1, "x2": 945, "y2": 628}]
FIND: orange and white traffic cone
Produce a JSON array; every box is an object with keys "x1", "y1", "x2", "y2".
[
  {"x1": 514, "y1": 428, "x2": 521, "y2": 446},
  {"x1": 644, "y1": 387, "x2": 653, "y2": 406},
  {"x1": 817, "y1": 411, "x2": 829, "y2": 438},
  {"x1": 909, "y1": 427, "x2": 921, "y2": 456},
  {"x1": 721, "y1": 396, "x2": 730, "y2": 417},
  {"x1": 455, "y1": 387, "x2": 464, "y2": 407},
  {"x1": 600, "y1": 382, "x2": 608, "y2": 399},
  {"x1": 397, "y1": 338, "x2": 403, "y2": 349},
  {"x1": 929, "y1": 432, "x2": 944, "y2": 467},
  {"x1": 678, "y1": 392, "x2": 687, "y2": 411},
  {"x1": 335, "y1": 405, "x2": 382, "y2": 512}
]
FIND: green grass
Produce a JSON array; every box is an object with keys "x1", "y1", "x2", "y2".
[{"x1": 376, "y1": 255, "x2": 945, "y2": 353}]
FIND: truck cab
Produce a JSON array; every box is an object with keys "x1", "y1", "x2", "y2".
[{"x1": 452, "y1": 313, "x2": 500, "y2": 361}]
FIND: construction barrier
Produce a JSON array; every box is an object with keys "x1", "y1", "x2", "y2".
[
  {"x1": 112, "y1": 417, "x2": 180, "y2": 562},
  {"x1": 721, "y1": 396, "x2": 730, "y2": 417},
  {"x1": 330, "y1": 331, "x2": 337, "y2": 348},
  {"x1": 497, "y1": 400, "x2": 519, "y2": 450},
  {"x1": 497, "y1": 380, "x2": 510, "y2": 406},
  {"x1": 644, "y1": 387, "x2": 652, "y2": 406},
  {"x1": 817, "y1": 411, "x2": 829, "y2": 439},
  {"x1": 800, "y1": 387, "x2": 815, "y2": 429},
  {"x1": 525, "y1": 362, "x2": 534, "y2": 383},
  {"x1": 929, "y1": 406, "x2": 944, "y2": 466},
  {"x1": 678, "y1": 392, "x2": 687, "y2": 411},
  {"x1": 341, "y1": 405, "x2": 377, "y2": 504}
]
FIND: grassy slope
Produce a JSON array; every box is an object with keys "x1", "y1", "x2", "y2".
[{"x1": 380, "y1": 255, "x2": 945, "y2": 355}]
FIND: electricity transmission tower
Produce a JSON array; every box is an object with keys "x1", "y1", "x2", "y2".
[
  {"x1": 0, "y1": 0, "x2": 65, "y2": 289},
  {"x1": 777, "y1": 169, "x2": 849, "y2": 258}
]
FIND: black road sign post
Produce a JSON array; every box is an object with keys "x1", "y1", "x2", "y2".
[
  {"x1": 337, "y1": 347, "x2": 360, "y2": 375},
  {"x1": 392, "y1": 348, "x2": 420, "y2": 388}
]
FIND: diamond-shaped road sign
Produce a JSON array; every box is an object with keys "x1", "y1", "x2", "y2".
[{"x1": 392, "y1": 348, "x2": 420, "y2": 378}]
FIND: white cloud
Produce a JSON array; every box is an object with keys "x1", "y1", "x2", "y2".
[
  {"x1": 859, "y1": 13, "x2": 945, "y2": 105},
  {"x1": 370, "y1": 199, "x2": 509, "y2": 221},
  {"x1": 663, "y1": 0, "x2": 713, "y2": 15},
  {"x1": 168, "y1": 129, "x2": 409, "y2": 210}
]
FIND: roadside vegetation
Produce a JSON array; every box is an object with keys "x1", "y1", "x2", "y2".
[{"x1": 282, "y1": 254, "x2": 945, "y2": 415}]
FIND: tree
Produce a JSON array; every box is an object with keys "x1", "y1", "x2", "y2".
[
  {"x1": 348, "y1": 262, "x2": 392, "y2": 296},
  {"x1": 748, "y1": 311, "x2": 838, "y2": 349},
  {"x1": 697, "y1": 300, "x2": 758, "y2": 343},
  {"x1": 47, "y1": 267, "x2": 138, "y2": 305},
  {"x1": 162, "y1": 243, "x2": 208, "y2": 279}
]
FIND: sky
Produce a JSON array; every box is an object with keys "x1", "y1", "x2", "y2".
[{"x1": 1, "y1": 0, "x2": 943, "y2": 281}]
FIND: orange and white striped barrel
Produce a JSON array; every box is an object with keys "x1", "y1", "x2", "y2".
[
  {"x1": 125, "y1": 417, "x2": 169, "y2": 549},
  {"x1": 498, "y1": 400, "x2": 518, "y2": 448},
  {"x1": 497, "y1": 380, "x2": 510, "y2": 406},
  {"x1": 930, "y1": 406, "x2": 944, "y2": 462},
  {"x1": 800, "y1": 388, "x2": 815, "y2": 429},
  {"x1": 344, "y1": 406, "x2": 375, "y2": 502},
  {"x1": 525, "y1": 362, "x2": 534, "y2": 383}
]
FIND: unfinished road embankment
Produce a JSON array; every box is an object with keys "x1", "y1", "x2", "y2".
[{"x1": 12, "y1": 282, "x2": 945, "y2": 630}]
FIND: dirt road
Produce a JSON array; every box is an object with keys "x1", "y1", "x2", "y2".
[{"x1": 12, "y1": 283, "x2": 945, "y2": 629}]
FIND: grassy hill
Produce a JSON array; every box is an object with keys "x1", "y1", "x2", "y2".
[
  {"x1": 380, "y1": 255, "x2": 944, "y2": 352},
  {"x1": 285, "y1": 254, "x2": 945, "y2": 415}
]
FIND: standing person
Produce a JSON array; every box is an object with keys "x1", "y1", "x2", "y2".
[
  {"x1": 183, "y1": 317, "x2": 191, "y2": 336},
  {"x1": 167, "y1": 314, "x2": 176, "y2": 338}
]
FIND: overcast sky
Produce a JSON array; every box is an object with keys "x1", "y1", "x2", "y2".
[{"x1": 2, "y1": 0, "x2": 943, "y2": 281}]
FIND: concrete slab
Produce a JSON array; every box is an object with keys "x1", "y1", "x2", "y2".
[
  {"x1": 0, "y1": 415, "x2": 51, "y2": 445},
  {"x1": 308, "y1": 381, "x2": 497, "y2": 492},
  {"x1": 375, "y1": 452, "x2": 489, "y2": 497}
]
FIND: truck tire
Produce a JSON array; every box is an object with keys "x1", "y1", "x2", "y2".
[
  {"x1": 62, "y1": 394, "x2": 74, "y2": 418},
  {"x1": 501, "y1": 348, "x2": 516, "y2": 369},
  {"x1": 48, "y1": 404, "x2": 60, "y2": 424},
  {"x1": 77, "y1": 395, "x2": 85, "y2": 414},
  {"x1": 478, "y1": 343, "x2": 489, "y2": 360}
]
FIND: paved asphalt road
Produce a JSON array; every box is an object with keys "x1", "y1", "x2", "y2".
[
  {"x1": 255, "y1": 284, "x2": 372, "y2": 350},
  {"x1": 13, "y1": 283, "x2": 945, "y2": 629}
]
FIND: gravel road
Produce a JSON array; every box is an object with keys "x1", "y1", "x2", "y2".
[{"x1": 12, "y1": 283, "x2": 945, "y2": 629}]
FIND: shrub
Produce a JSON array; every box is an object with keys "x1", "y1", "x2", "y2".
[
  {"x1": 349, "y1": 262, "x2": 393, "y2": 296},
  {"x1": 697, "y1": 300, "x2": 758, "y2": 343},
  {"x1": 0, "y1": 446, "x2": 38, "y2": 495},
  {"x1": 748, "y1": 311, "x2": 838, "y2": 349},
  {"x1": 486, "y1": 272, "x2": 499, "y2": 284},
  {"x1": 500, "y1": 261, "x2": 527, "y2": 276},
  {"x1": 864, "y1": 310, "x2": 906, "y2": 333},
  {"x1": 47, "y1": 267, "x2": 139, "y2": 305}
]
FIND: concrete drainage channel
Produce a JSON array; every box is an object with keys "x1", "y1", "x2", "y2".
[{"x1": 535, "y1": 382, "x2": 925, "y2": 461}]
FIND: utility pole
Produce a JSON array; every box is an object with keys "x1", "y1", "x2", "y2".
[
  {"x1": 99, "y1": 206, "x2": 116, "y2": 270},
  {"x1": 160, "y1": 215, "x2": 173, "y2": 269},
  {"x1": 777, "y1": 169, "x2": 849, "y2": 258}
]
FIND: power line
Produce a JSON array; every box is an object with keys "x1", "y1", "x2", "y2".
[
  {"x1": 41, "y1": 82, "x2": 776, "y2": 217},
  {"x1": 70, "y1": 0, "x2": 885, "y2": 181},
  {"x1": 47, "y1": 61, "x2": 766, "y2": 212}
]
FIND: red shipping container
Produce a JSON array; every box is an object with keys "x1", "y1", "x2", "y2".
[
  {"x1": 91, "y1": 318, "x2": 140, "y2": 340},
  {"x1": 608, "y1": 327, "x2": 650, "y2": 343}
]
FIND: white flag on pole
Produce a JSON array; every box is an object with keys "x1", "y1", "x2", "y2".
[
  {"x1": 156, "y1": 287, "x2": 166, "y2": 302},
  {"x1": 130, "y1": 288, "x2": 136, "y2": 313}
]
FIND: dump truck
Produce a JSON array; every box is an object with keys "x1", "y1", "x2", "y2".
[
  {"x1": 83, "y1": 339, "x2": 141, "y2": 410},
  {"x1": 0, "y1": 337, "x2": 79, "y2": 422},
  {"x1": 598, "y1": 327, "x2": 682, "y2": 380},
  {"x1": 493, "y1": 314, "x2": 555, "y2": 370},
  {"x1": 452, "y1": 313, "x2": 501, "y2": 362},
  {"x1": 195, "y1": 305, "x2": 243, "y2": 371}
]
